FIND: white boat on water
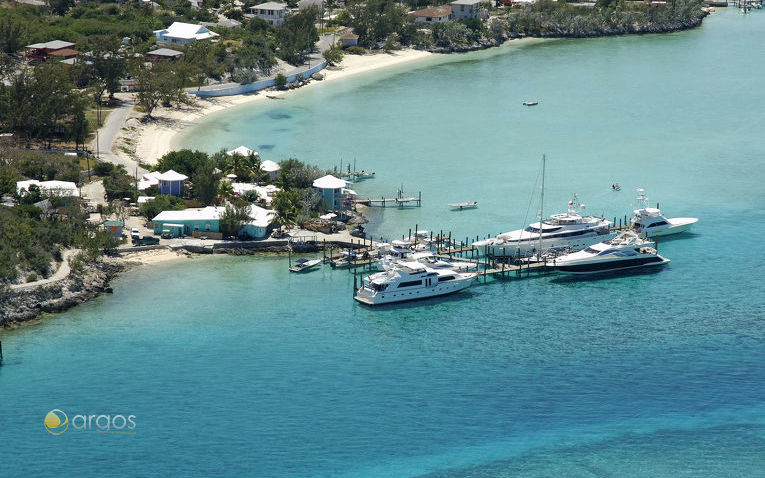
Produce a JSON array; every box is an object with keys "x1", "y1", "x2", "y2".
[
  {"x1": 289, "y1": 258, "x2": 321, "y2": 273},
  {"x1": 553, "y1": 230, "x2": 670, "y2": 274},
  {"x1": 476, "y1": 194, "x2": 613, "y2": 259},
  {"x1": 449, "y1": 201, "x2": 478, "y2": 210},
  {"x1": 354, "y1": 261, "x2": 477, "y2": 305},
  {"x1": 631, "y1": 189, "x2": 698, "y2": 238}
]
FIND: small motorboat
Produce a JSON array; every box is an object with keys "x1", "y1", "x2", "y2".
[
  {"x1": 523, "y1": 100, "x2": 539, "y2": 106},
  {"x1": 289, "y1": 258, "x2": 321, "y2": 273},
  {"x1": 449, "y1": 201, "x2": 478, "y2": 210},
  {"x1": 611, "y1": 183, "x2": 621, "y2": 191}
]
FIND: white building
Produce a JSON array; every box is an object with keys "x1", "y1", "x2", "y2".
[
  {"x1": 250, "y1": 2, "x2": 288, "y2": 27},
  {"x1": 16, "y1": 180, "x2": 79, "y2": 197},
  {"x1": 450, "y1": 0, "x2": 486, "y2": 19},
  {"x1": 138, "y1": 171, "x2": 163, "y2": 191},
  {"x1": 260, "y1": 160, "x2": 281, "y2": 180},
  {"x1": 154, "y1": 22, "x2": 219, "y2": 46}
]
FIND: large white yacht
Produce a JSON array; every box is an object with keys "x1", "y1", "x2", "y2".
[
  {"x1": 553, "y1": 230, "x2": 670, "y2": 274},
  {"x1": 354, "y1": 261, "x2": 477, "y2": 305},
  {"x1": 631, "y1": 189, "x2": 698, "y2": 238},
  {"x1": 475, "y1": 195, "x2": 613, "y2": 259}
]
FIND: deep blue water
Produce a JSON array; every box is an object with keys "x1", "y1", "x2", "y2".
[{"x1": 2, "y1": 10, "x2": 765, "y2": 477}]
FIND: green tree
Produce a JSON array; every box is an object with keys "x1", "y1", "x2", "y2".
[
  {"x1": 156, "y1": 149, "x2": 210, "y2": 177},
  {"x1": 0, "y1": 16, "x2": 28, "y2": 55},
  {"x1": 139, "y1": 194, "x2": 186, "y2": 219},
  {"x1": 135, "y1": 61, "x2": 195, "y2": 118},
  {"x1": 219, "y1": 202, "x2": 251, "y2": 238},
  {"x1": 347, "y1": 0, "x2": 407, "y2": 47},
  {"x1": 192, "y1": 161, "x2": 220, "y2": 205},
  {"x1": 275, "y1": 6, "x2": 319, "y2": 64},
  {"x1": 274, "y1": 73, "x2": 287, "y2": 89},
  {"x1": 272, "y1": 189, "x2": 303, "y2": 227}
]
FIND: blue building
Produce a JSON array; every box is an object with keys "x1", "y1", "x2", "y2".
[
  {"x1": 157, "y1": 170, "x2": 188, "y2": 196},
  {"x1": 312, "y1": 175, "x2": 349, "y2": 211},
  {"x1": 152, "y1": 205, "x2": 275, "y2": 238}
]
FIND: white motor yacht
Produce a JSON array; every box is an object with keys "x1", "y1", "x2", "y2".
[
  {"x1": 553, "y1": 230, "x2": 669, "y2": 274},
  {"x1": 354, "y1": 261, "x2": 477, "y2": 305},
  {"x1": 475, "y1": 194, "x2": 613, "y2": 259},
  {"x1": 631, "y1": 189, "x2": 698, "y2": 238}
]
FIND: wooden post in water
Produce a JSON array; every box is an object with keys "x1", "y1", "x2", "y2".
[
  {"x1": 0, "y1": 340, "x2": 3, "y2": 362},
  {"x1": 414, "y1": 224, "x2": 418, "y2": 246},
  {"x1": 448, "y1": 232, "x2": 452, "y2": 258}
]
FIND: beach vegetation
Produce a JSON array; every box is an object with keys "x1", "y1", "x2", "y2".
[
  {"x1": 274, "y1": 73, "x2": 288, "y2": 89},
  {"x1": 155, "y1": 149, "x2": 210, "y2": 178},
  {"x1": 322, "y1": 44, "x2": 344, "y2": 65},
  {"x1": 135, "y1": 61, "x2": 196, "y2": 119}
]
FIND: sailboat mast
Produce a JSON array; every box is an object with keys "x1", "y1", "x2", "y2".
[{"x1": 538, "y1": 154, "x2": 545, "y2": 259}]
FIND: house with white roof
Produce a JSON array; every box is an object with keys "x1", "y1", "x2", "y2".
[
  {"x1": 250, "y1": 2, "x2": 288, "y2": 27},
  {"x1": 313, "y1": 175, "x2": 350, "y2": 210},
  {"x1": 156, "y1": 170, "x2": 188, "y2": 196},
  {"x1": 152, "y1": 205, "x2": 275, "y2": 238},
  {"x1": 232, "y1": 183, "x2": 281, "y2": 206},
  {"x1": 16, "y1": 180, "x2": 79, "y2": 198},
  {"x1": 154, "y1": 22, "x2": 219, "y2": 46},
  {"x1": 226, "y1": 145, "x2": 257, "y2": 157},
  {"x1": 260, "y1": 160, "x2": 281, "y2": 180},
  {"x1": 450, "y1": 0, "x2": 487, "y2": 19},
  {"x1": 138, "y1": 171, "x2": 163, "y2": 191}
]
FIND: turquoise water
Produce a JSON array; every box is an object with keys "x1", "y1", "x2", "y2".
[{"x1": 3, "y1": 10, "x2": 765, "y2": 477}]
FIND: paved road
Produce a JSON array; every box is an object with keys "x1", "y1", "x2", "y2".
[{"x1": 90, "y1": 98, "x2": 147, "y2": 175}]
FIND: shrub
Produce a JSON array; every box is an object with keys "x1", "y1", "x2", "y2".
[
  {"x1": 139, "y1": 195, "x2": 186, "y2": 219},
  {"x1": 274, "y1": 73, "x2": 287, "y2": 89},
  {"x1": 344, "y1": 46, "x2": 366, "y2": 55}
]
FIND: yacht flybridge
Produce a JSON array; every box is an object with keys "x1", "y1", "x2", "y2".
[
  {"x1": 631, "y1": 189, "x2": 698, "y2": 238},
  {"x1": 354, "y1": 261, "x2": 477, "y2": 305},
  {"x1": 475, "y1": 194, "x2": 613, "y2": 259},
  {"x1": 553, "y1": 230, "x2": 670, "y2": 274}
]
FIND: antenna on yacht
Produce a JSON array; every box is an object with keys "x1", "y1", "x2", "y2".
[{"x1": 538, "y1": 154, "x2": 545, "y2": 261}]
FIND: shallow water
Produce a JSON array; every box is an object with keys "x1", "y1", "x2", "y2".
[{"x1": 2, "y1": 10, "x2": 765, "y2": 477}]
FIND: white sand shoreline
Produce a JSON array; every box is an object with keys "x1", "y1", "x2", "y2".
[{"x1": 121, "y1": 49, "x2": 435, "y2": 166}]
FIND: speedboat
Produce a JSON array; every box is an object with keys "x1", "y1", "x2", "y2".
[
  {"x1": 631, "y1": 189, "x2": 698, "y2": 238},
  {"x1": 289, "y1": 258, "x2": 321, "y2": 273},
  {"x1": 354, "y1": 261, "x2": 477, "y2": 305},
  {"x1": 553, "y1": 231, "x2": 670, "y2": 274},
  {"x1": 523, "y1": 100, "x2": 539, "y2": 106},
  {"x1": 475, "y1": 194, "x2": 613, "y2": 259}
]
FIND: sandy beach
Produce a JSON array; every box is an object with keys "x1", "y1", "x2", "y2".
[{"x1": 119, "y1": 49, "x2": 433, "y2": 166}]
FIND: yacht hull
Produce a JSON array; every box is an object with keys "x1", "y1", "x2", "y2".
[
  {"x1": 486, "y1": 233, "x2": 614, "y2": 259},
  {"x1": 556, "y1": 256, "x2": 669, "y2": 274},
  {"x1": 642, "y1": 218, "x2": 698, "y2": 238},
  {"x1": 354, "y1": 276, "x2": 474, "y2": 305}
]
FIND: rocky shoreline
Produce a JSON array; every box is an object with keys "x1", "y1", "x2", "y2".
[{"x1": 0, "y1": 259, "x2": 126, "y2": 328}]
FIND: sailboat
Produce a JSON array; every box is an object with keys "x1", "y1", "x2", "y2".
[{"x1": 475, "y1": 156, "x2": 613, "y2": 259}]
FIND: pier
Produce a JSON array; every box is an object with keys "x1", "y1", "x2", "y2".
[{"x1": 354, "y1": 190, "x2": 422, "y2": 208}]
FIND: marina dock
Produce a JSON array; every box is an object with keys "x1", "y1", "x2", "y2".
[{"x1": 354, "y1": 191, "x2": 422, "y2": 208}]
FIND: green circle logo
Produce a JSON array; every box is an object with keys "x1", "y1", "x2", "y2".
[{"x1": 44, "y1": 409, "x2": 68, "y2": 435}]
